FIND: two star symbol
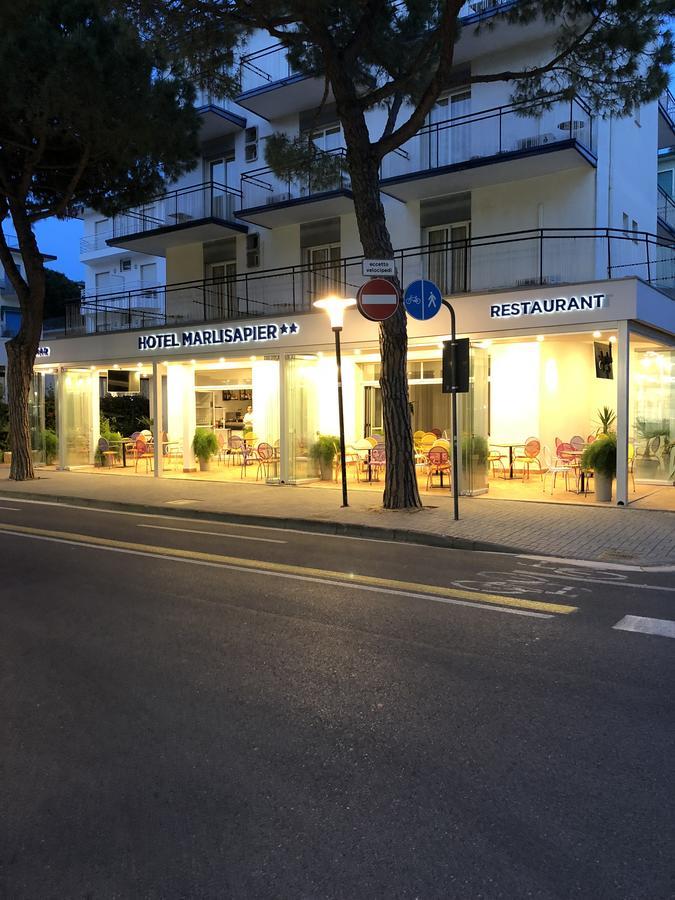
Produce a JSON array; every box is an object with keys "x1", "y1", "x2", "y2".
[{"x1": 279, "y1": 322, "x2": 299, "y2": 335}]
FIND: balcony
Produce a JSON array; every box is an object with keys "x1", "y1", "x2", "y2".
[
  {"x1": 658, "y1": 88, "x2": 675, "y2": 149},
  {"x1": 235, "y1": 43, "x2": 333, "y2": 119},
  {"x1": 657, "y1": 186, "x2": 675, "y2": 236},
  {"x1": 63, "y1": 227, "x2": 675, "y2": 336},
  {"x1": 380, "y1": 96, "x2": 596, "y2": 201},
  {"x1": 237, "y1": 149, "x2": 353, "y2": 227},
  {"x1": 106, "y1": 182, "x2": 247, "y2": 257},
  {"x1": 195, "y1": 89, "x2": 247, "y2": 143}
]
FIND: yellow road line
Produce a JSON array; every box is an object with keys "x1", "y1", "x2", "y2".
[{"x1": 0, "y1": 523, "x2": 577, "y2": 615}]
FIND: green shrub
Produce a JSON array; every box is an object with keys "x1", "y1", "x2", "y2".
[
  {"x1": 100, "y1": 394, "x2": 150, "y2": 437},
  {"x1": 461, "y1": 434, "x2": 488, "y2": 467},
  {"x1": 43, "y1": 429, "x2": 58, "y2": 465},
  {"x1": 309, "y1": 434, "x2": 339, "y2": 464},
  {"x1": 581, "y1": 432, "x2": 617, "y2": 478},
  {"x1": 192, "y1": 428, "x2": 218, "y2": 461}
]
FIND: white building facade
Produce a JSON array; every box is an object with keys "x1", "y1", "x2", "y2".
[{"x1": 44, "y1": 5, "x2": 674, "y2": 506}]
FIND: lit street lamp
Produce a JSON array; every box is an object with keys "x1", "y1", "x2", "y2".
[{"x1": 313, "y1": 295, "x2": 356, "y2": 507}]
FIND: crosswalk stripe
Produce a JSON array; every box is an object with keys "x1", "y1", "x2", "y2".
[{"x1": 613, "y1": 615, "x2": 675, "y2": 639}]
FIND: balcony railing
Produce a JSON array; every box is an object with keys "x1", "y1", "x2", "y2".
[
  {"x1": 658, "y1": 186, "x2": 675, "y2": 231},
  {"x1": 239, "y1": 149, "x2": 351, "y2": 210},
  {"x1": 60, "y1": 227, "x2": 674, "y2": 337},
  {"x1": 659, "y1": 87, "x2": 675, "y2": 122},
  {"x1": 238, "y1": 43, "x2": 303, "y2": 94},
  {"x1": 380, "y1": 95, "x2": 595, "y2": 181},
  {"x1": 80, "y1": 231, "x2": 116, "y2": 253},
  {"x1": 110, "y1": 182, "x2": 242, "y2": 241},
  {"x1": 458, "y1": 0, "x2": 515, "y2": 19}
]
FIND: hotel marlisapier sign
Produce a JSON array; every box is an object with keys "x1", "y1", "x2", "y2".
[{"x1": 137, "y1": 321, "x2": 300, "y2": 351}]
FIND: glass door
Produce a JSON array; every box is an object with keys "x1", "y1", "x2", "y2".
[
  {"x1": 459, "y1": 344, "x2": 489, "y2": 495},
  {"x1": 428, "y1": 90, "x2": 471, "y2": 169},
  {"x1": 426, "y1": 223, "x2": 470, "y2": 294},
  {"x1": 305, "y1": 243, "x2": 342, "y2": 306},
  {"x1": 207, "y1": 261, "x2": 237, "y2": 319},
  {"x1": 209, "y1": 155, "x2": 234, "y2": 218}
]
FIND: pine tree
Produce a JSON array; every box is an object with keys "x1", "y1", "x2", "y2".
[{"x1": 0, "y1": 0, "x2": 200, "y2": 480}]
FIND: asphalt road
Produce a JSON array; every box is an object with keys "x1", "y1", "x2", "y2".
[{"x1": 1, "y1": 499, "x2": 673, "y2": 899}]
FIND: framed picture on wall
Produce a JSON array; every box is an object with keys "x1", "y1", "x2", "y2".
[{"x1": 594, "y1": 342, "x2": 613, "y2": 380}]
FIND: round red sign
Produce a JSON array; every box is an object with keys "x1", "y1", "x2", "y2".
[{"x1": 356, "y1": 278, "x2": 401, "y2": 322}]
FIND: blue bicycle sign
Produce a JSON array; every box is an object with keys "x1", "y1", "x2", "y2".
[{"x1": 403, "y1": 279, "x2": 442, "y2": 320}]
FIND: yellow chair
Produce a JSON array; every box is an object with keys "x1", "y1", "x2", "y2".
[
  {"x1": 628, "y1": 442, "x2": 636, "y2": 491},
  {"x1": 419, "y1": 432, "x2": 436, "y2": 454}
]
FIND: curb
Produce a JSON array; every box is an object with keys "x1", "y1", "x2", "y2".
[{"x1": 0, "y1": 489, "x2": 526, "y2": 556}]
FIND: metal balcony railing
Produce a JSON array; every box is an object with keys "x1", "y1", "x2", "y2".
[
  {"x1": 380, "y1": 95, "x2": 595, "y2": 181},
  {"x1": 80, "y1": 231, "x2": 115, "y2": 253},
  {"x1": 240, "y1": 148, "x2": 351, "y2": 210},
  {"x1": 60, "y1": 227, "x2": 675, "y2": 337},
  {"x1": 658, "y1": 185, "x2": 675, "y2": 231},
  {"x1": 110, "y1": 181, "x2": 242, "y2": 241},
  {"x1": 659, "y1": 87, "x2": 675, "y2": 122}
]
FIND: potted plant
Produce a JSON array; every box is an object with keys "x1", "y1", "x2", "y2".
[
  {"x1": 192, "y1": 428, "x2": 218, "y2": 472},
  {"x1": 42, "y1": 429, "x2": 58, "y2": 465},
  {"x1": 581, "y1": 432, "x2": 617, "y2": 502},
  {"x1": 595, "y1": 406, "x2": 616, "y2": 435},
  {"x1": 309, "y1": 434, "x2": 339, "y2": 480}
]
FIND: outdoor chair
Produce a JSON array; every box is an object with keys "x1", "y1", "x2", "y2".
[
  {"x1": 488, "y1": 446, "x2": 507, "y2": 479},
  {"x1": 97, "y1": 437, "x2": 118, "y2": 468},
  {"x1": 513, "y1": 437, "x2": 543, "y2": 480},
  {"x1": 541, "y1": 445, "x2": 571, "y2": 494},
  {"x1": 369, "y1": 444, "x2": 387, "y2": 481},
  {"x1": 426, "y1": 446, "x2": 451, "y2": 490},
  {"x1": 570, "y1": 435, "x2": 585, "y2": 451},
  {"x1": 229, "y1": 434, "x2": 244, "y2": 466},
  {"x1": 132, "y1": 437, "x2": 153, "y2": 473},
  {"x1": 256, "y1": 442, "x2": 275, "y2": 481}
]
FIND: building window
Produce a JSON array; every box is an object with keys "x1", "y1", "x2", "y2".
[{"x1": 658, "y1": 169, "x2": 673, "y2": 196}]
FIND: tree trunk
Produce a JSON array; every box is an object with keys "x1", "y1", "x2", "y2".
[
  {"x1": 6, "y1": 339, "x2": 36, "y2": 480},
  {"x1": 344, "y1": 136, "x2": 422, "y2": 510}
]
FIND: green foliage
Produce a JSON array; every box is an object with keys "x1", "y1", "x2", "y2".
[
  {"x1": 309, "y1": 434, "x2": 339, "y2": 464},
  {"x1": 0, "y1": 0, "x2": 200, "y2": 225},
  {"x1": 192, "y1": 428, "x2": 218, "y2": 461},
  {"x1": 0, "y1": 400, "x2": 8, "y2": 452},
  {"x1": 100, "y1": 395, "x2": 150, "y2": 437},
  {"x1": 461, "y1": 434, "x2": 488, "y2": 467},
  {"x1": 44, "y1": 269, "x2": 84, "y2": 322},
  {"x1": 581, "y1": 432, "x2": 617, "y2": 478},
  {"x1": 595, "y1": 406, "x2": 616, "y2": 435},
  {"x1": 44, "y1": 384, "x2": 56, "y2": 431},
  {"x1": 264, "y1": 134, "x2": 347, "y2": 192},
  {"x1": 42, "y1": 428, "x2": 58, "y2": 464}
]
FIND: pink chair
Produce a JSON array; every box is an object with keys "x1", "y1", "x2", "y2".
[
  {"x1": 426, "y1": 446, "x2": 451, "y2": 489},
  {"x1": 228, "y1": 434, "x2": 244, "y2": 466},
  {"x1": 555, "y1": 437, "x2": 562, "y2": 449},
  {"x1": 570, "y1": 435, "x2": 585, "y2": 451},
  {"x1": 255, "y1": 442, "x2": 274, "y2": 481},
  {"x1": 132, "y1": 437, "x2": 153, "y2": 473},
  {"x1": 513, "y1": 437, "x2": 543, "y2": 480},
  {"x1": 369, "y1": 444, "x2": 386, "y2": 481}
]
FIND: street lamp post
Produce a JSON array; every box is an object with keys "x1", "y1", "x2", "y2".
[{"x1": 313, "y1": 296, "x2": 356, "y2": 507}]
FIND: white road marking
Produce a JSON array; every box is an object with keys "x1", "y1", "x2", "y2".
[
  {"x1": 518, "y1": 553, "x2": 675, "y2": 574},
  {"x1": 0, "y1": 529, "x2": 553, "y2": 619},
  {"x1": 0, "y1": 506, "x2": 21, "y2": 511},
  {"x1": 512, "y1": 567, "x2": 675, "y2": 594},
  {"x1": 137, "y1": 523, "x2": 286, "y2": 544},
  {"x1": 613, "y1": 615, "x2": 675, "y2": 639}
]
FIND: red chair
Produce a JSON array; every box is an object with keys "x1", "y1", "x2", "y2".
[
  {"x1": 132, "y1": 437, "x2": 153, "y2": 473},
  {"x1": 426, "y1": 446, "x2": 451, "y2": 489},
  {"x1": 255, "y1": 442, "x2": 274, "y2": 481},
  {"x1": 586, "y1": 434, "x2": 596, "y2": 444}
]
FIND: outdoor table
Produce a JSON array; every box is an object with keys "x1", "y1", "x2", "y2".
[{"x1": 490, "y1": 442, "x2": 525, "y2": 479}]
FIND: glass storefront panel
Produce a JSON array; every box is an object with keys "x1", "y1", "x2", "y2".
[
  {"x1": 59, "y1": 369, "x2": 97, "y2": 468},
  {"x1": 630, "y1": 336, "x2": 675, "y2": 484},
  {"x1": 460, "y1": 345, "x2": 489, "y2": 495},
  {"x1": 284, "y1": 354, "x2": 320, "y2": 482},
  {"x1": 29, "y1": 372, "x2": 46, "y2": 464}
]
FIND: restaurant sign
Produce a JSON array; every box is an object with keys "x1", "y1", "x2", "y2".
[
  {"x1": 138, "y1": 321, "x2": 300, "y2": 351},
  {"x1": 490, "y1": 293, "x2": 605, "y2": 319}
]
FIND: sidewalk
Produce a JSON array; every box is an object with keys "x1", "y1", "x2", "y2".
[{"x1": 0, "y1": 469, "x2": 673, "y2": 566}]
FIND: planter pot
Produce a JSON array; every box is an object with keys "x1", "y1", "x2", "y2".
[
  {"x1": 594, "y1": 472, "x2": 613, "y2": 502},
  {"x1": 319, "y1": 458, "x2": 333, "y2": 481},
  {"x1": 3, "y1": 452, "x2": 11, "y2": 464},
  {"x1": 198, "y1": 457, "x2": 211, "y2": 472}
]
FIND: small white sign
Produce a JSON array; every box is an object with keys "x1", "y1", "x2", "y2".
[{"x1": 362, "y1": 259, "x2": 396, "y2": 277}]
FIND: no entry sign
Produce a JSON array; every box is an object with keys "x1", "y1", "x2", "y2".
[{"x1": 356, "y1": 278, "x2": 400, "y2": 322}]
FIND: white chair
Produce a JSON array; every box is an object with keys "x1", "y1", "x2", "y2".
[{"x1": 541, "y1": 445, "x2": 572, "y2": 494}]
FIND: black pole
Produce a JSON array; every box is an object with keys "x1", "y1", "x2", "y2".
[
  {"x1": 442, "y1": 299, "x2": 460, "y2": 522},
  {"x1": 334, "y1": 326, "x2": 349, "y2": 507}
]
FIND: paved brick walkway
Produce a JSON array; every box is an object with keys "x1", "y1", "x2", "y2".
[{"x1": 0, "y1": 469, "x2": 673, "y2": 566}]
